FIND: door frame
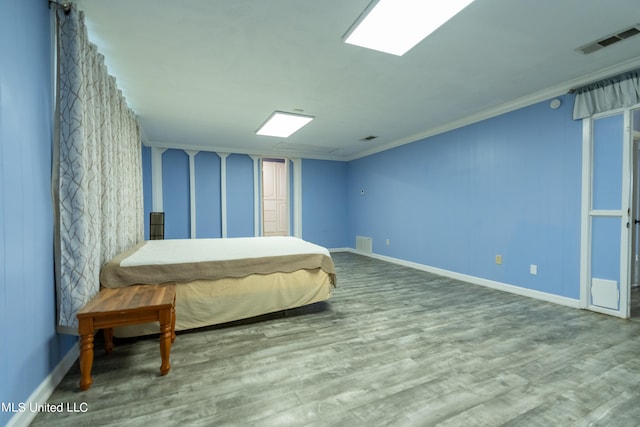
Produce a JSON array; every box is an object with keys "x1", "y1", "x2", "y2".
[
  {"x1": 260, "y1": 157, "x2": 290, "y2": 236},
  {"x1": 255, "y1": 157, "x2": 303, "y2": 238},
  {"x1": 580, "y1": 107, "x2": 633, "y2": 318}
]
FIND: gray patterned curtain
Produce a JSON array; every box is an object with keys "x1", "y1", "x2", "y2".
[
  {"x1": 54, "y1": 4, "x2": 143, "y2": 332},
  {"x1": 573, "y1": 69, "x2": 640, "y2": 119}
]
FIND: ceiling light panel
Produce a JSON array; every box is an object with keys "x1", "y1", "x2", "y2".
[
  {"x1": 256, "y1": 111, "x2": 314, "y2": 138},
  {"x1": 344, "y1": 0, "x2": 475, "y2": 56}
]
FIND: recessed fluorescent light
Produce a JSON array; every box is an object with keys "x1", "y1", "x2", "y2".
[
  {"x1": 256, "y1": 111, "x2": 314, "y2": 138},
  {"x1": 344, "y1": 0, "x2": 475, "y2": 56}
]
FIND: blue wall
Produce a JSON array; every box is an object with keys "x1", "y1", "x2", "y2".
[
  {"x1": 195, "y1": 151, "x2": 222, "y2": 238},
  {"x1": 302, "y1": 159, "x2": 349, "y2": 248},
  {"x1": 146, "y1": 154, "x2": 350, "y2": 248},
  {"x1": 347, "y1": 94, "x2": 582, "y2": 299},
  {"x1": 162, "y1": 149, "x2": 191, "y2": 239},
  {"x1": 0, "y1": 2, "x2": 76, "y2": 425},
  {"x1": 226, "y1": 154, "x2": 255, "y2": 237}
]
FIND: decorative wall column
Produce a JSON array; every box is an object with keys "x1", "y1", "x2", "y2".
[
  {"x1": 151, "y1": 147, "x2": 167, "y2": 213},
  {"x1": 186, "y1": 150, "x2": 199, "y2": 239},
  {"x1": 217, "y1": 152, "x2": 229, "y2": 238}
]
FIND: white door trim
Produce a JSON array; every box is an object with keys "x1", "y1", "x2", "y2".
[
  {"x1": 250, "y1": 155, "x2": 261, "y2": 237},
  {"x1": 284, "y1": 158, "x2": 291, "y2": 236},
  {"x1": 292, "y1": 158, "x2": 302, "y2": 238},
  {"x1": 620, "y1": 110, "x2": 632, "y2": 318},
  {"x1": 579, "y1": 118, "x2": 592, "y2": 310}
]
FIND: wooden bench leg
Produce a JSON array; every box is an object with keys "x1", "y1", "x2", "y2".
[
  {"x1": 104, "y1": 328, "x2": 114, "y2": 353},
  {"x1": 171, "y1": 299, "x2": 176, "y2": 343},
  {"x1": 78, "y1": 331, "x2": 94, "y2": 391},
  {"x1": 159, "y1": 308, "x2": 172, "y2": 376}
]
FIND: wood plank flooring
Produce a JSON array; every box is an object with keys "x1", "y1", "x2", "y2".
[{"x1": 30, "y1": 252, "x2": 640, "y2": 426}]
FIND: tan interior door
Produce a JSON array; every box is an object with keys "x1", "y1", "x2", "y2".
[{"x1": 262, "y1": 159, "x2": 289, "y2": 236}]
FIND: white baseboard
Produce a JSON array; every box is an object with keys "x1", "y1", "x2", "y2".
[
  {"x1": 7, "y1": 342, "x2": 79, "y2": 427},
  {"x1": 348, "y1": 249, "x2": 580, "y2": 309}
]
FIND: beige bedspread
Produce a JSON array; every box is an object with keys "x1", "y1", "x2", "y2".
[
  {"x1": 113, "y1": 268, "x2": 333, "y2": 337},
  {"x1": 100, "y1": 236, "x2": 336, "y2": 288}
]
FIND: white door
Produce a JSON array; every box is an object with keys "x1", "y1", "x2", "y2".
[
  {"x1": 582, "y1": 111, "x2": 631, "y2": 318},
  {"x1": 262, "y1": 159, "x2": 289, "y2": 236}
]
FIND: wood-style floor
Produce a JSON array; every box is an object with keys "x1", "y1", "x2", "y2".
[{"x1": 31, "y1": 252, "x2": 640, "y2": 426}]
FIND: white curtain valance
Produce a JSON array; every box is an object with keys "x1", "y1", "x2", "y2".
[{"x1": 573, "y1": 69, "x2": 640, "y2": 119}]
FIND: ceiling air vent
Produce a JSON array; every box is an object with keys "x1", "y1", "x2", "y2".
[
  {"x1": 360, "y1": 135, "x2": 378, "y2": 141},
  {"x1": 577, "y1": 24, "x2": 640, "y2": 54}
]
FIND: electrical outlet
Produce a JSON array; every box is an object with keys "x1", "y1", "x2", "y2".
[
  {"x1": 530, "y1": 264, "x2": 537, "y2": 275},
  {"x1": 495, "y1": 255, "x2": 502, "y2": 265},
  {"x1": 386, "y1": 238, "x2": 390, "y2": 246}
]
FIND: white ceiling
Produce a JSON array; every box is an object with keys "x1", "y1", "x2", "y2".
[{"x1": 75, "y1": 0, "x2": 640, "y2": 161}]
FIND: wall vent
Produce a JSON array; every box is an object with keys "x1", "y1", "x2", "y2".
[
  {"x1": 577, "y1": 24, "x2": 640, "y2": 54},
  {"x1": 356, "y1": 236, "x2": 372, "y2": 253}
]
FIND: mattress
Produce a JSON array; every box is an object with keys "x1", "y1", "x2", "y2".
[{"x1": 101, "y1": 236, "x2": 336, "y2": 287}]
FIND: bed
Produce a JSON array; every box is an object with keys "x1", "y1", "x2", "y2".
[{"x1": 99, "y1": 236, "x2": 336, "y2": 337}]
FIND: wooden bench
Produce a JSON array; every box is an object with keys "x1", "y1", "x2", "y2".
[{"x1": 76, "y1": 283, "x2": 176, "y2": 391}]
